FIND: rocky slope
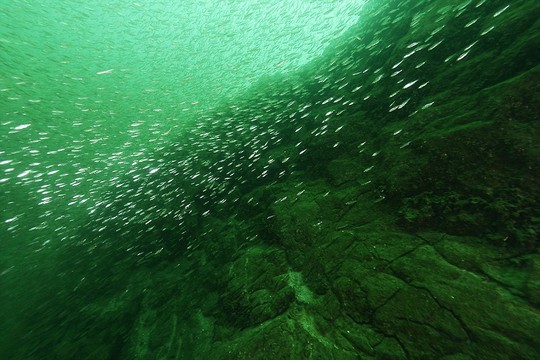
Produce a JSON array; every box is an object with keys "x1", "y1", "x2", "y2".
[{"x1": 6, "y1": 0, "x2": 539, "y2": 359}]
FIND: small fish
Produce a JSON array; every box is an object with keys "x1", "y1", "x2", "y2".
[{"x1": 96, "y1": 69, "x2": 114, "y2": 75}]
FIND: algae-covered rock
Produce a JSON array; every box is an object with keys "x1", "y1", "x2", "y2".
[
  {"x1": 525, "y1": 255, "x2": 540, "y2": 307},
  {"x1": 217, "y1": 246, "x2": 294, "y2": 328},
  {"x1": 326, "y1": 158, "x2": 364, "y2": 186},
  {"x1": 382, "y1": 66, "x2": 540, "y2": 249},
  {"x1": 211, "y1": 311, "x2": 357, "y2": 360},
  {"x1": 389, "y1": 245, "x2": 540, "y2": 359}
]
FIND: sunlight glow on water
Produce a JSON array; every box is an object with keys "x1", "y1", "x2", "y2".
[{"x1": 1, "y1": 1, "x2": 367, "y2": 236}]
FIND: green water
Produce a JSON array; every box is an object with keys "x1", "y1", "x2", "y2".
[{"x1": 1, "y1": 0, "x2": 539, "y2": 359}]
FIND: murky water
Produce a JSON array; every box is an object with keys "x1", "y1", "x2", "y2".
[{"x1": 1, "y1": 0, "x2": 539, "y2": 359}]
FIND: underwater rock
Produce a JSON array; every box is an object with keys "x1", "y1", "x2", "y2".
[{"x1": 3, "y1": 0, "x2": 539, "y2": 359}]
